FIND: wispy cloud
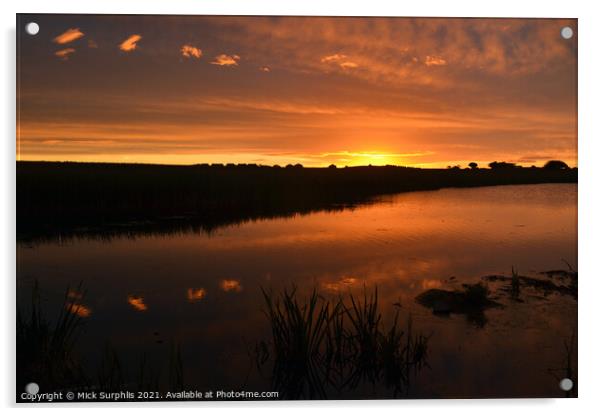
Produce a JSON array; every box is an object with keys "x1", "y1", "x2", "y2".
[
  {"x1": 211, "y1": 54, "x2": 240, "y2": 66},
  {"x1": 339, "y1": 61, "x2": 359, "y2": 69},
  {"x1": 53, "y1": 28, "x2": 84, "y2": 44},
  {"x1": 425, "y1": 55, "x2": 447, "y2": 66},
  {"x1": 119, "y1": 34, "x2": 142, "y2": 52},
  {"x1": 321, "y1": 54, "x2": 359, "y2": 69},
  {"x1": 54, "y1": 48, "x2": 75, "y2": 60},
  {"x1": 19, "y1": 17, "x2": 577, "y2": 168},
  {"x1": 321, "y1": 54, "x2": 347, "y2": 63},
  {"x1": 181, "y1": 44, "x2": 202, "y2": 59},
  {"x1": 87, "y1": 39, "x2": 98, "y2": 48}
]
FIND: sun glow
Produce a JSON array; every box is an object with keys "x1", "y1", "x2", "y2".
[{"x1": 319, "y1": 151, "x2": 431, "y2": 167}]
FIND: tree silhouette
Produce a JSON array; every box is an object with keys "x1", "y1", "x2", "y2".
[
  {"x1": 543, "y1": 160, "x2": 569, "y2": 170},
  {"x1": 469, "y1": 162, "x2": 478, "y2": 169},
  {"x1": 489, "y1": 161, "x2": 517, "y2": 170}
]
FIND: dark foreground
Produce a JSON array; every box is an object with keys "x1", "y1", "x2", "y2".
[
  {"x1": 16, "y1": 183, "x2": 577, "y2": 400},
  {"x1": 17, "y1": 161, "x2": 577, "y2": 240}
]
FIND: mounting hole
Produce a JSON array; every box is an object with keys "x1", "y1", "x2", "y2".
[
  {"x1": 25, "y1": 22, "x2": 39, "y2": 36},
  {"x1": 559, "y1": 378, "x2": 574, "y2": 391},
  {"x1": 25, "y1": 382, "x2": 39, "y2": 395},
  {"x1": 561, "y1": 26, "x2": 573, "y2": 40}
]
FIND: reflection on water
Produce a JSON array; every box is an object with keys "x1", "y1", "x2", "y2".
[
  {"x1": 66, "y1": 302, "x2": 92, "y2": 318},
  {"x1": 16, "y1": 184, "x2": 577, "y2": 398},
  {"x1": 220, "y1": 279, "x2": 242, "y2": 293},
  {"x1": 187, "y1": 288, "x2": 207, "y2": 302},
  {"x1": 322, "y1": 276, "x2": 359, "y2": 292},
  {"x1": 127, "y1": 296, "x2": 148, "y2": 312}
]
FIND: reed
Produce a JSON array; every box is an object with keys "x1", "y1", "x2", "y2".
[
  {"x1": 259, "y1": 285, "x2": 430, "y2": 399},
  {"x1": 16, "y1": 281, "x2": 88, "y2": 391}
]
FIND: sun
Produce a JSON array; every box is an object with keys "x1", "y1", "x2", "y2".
[{"x1": 343, "y1": 151, "x2": 401, "y2": 167}]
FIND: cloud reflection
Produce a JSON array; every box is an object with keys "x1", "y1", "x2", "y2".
[
  {"x1": 220, "y1": 279, "x2": 242, "y2": 292},
  {"x1": 66, "y1": 302, "x2": 92, "y2": 318},
  {"x1": 127, "y1": 295, "x2": 148, "y2": 311},
  {"x1": 187, "y1": 288, "x2": 207, "y2": 302},
  {"x1": 322, "y1": 276, "x2": 359, "y2": 292}
]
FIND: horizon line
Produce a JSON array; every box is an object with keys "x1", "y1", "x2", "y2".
[{"x1": 16, "y1": 159, "x2": 578, "y2": 169}]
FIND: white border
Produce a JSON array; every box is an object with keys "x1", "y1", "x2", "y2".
[{"x1": 3, "y1": 1, "x2": 602, "y2": 415}]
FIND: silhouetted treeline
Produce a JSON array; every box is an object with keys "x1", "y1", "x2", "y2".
[{"x1": 17, "y1": 161, "x2": 577, "y2": 241}]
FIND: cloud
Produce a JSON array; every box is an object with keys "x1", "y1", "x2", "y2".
[
  {"x1": 339, "y1": 61, "x2": 359, "y2": 69},
  {"x1": 215, "y1": 17, "x2": 575, "y2": 88},
  {"x1": 19, "y1": 17, "x2": 577, "y2": 168},
  {"x1": 54, "y1": 48, "x2": 75, "y2": 60},
  {"x1": 87, "y1": 39, "x2": 98, "y2": 48},
  {"x1": 119, "y1": 34, "x2": 142, "y2": 52},
  {"x1": 53, "y1": 28, "x2": 84, "y2": 44},
  {"x1": 425, "y1": 55, "x2": 447, "y2": 66},
  {"x1": 259, "y1": 65, "x2": 271, "y2": 72},
  {"x1": 321, "y1": 53, "x2": 359, "y2": 69},
  {"x1": 181, "y1": 44, "x2": 202, "y2": 59},
  {"x1": 321, "y1": 53, "x2": 347, "y2": 63},
  {"x1": 211, "y1": 54, "x2": 240, "y2": 66}
]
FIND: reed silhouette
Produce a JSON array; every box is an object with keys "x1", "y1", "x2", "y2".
[
  {"x1": 16, "y1": 282, "x2": 88, "y2": 393},
  {"x1": 257, "y1": 286, "x2": 430, "y2": 399},
  {"x1": 16, "y1": 282, "x2": 182, "y2": 400}
]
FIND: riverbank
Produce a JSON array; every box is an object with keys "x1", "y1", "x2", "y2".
[{"x1": 17, "y1": 161, "x2": 577, "y2": 240}]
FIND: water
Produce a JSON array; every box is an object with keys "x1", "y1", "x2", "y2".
[{"x1": 17, "y1": 184, "x2": 577, "y2": 399}]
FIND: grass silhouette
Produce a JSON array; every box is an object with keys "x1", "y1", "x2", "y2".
[{"x1": 258, "y1": 285, "x2": 429, "y2": 399}]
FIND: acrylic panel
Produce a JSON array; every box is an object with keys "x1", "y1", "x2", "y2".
[{"x1": 16, "y1": 14, "x2": 577, "y2": 402}]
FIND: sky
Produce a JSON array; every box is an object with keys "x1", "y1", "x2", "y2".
[{"x1": 17, "y1": 15, "x2": 577, "y2": 168}]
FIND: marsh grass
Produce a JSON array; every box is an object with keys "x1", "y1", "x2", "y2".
[
  {"x1": 96, "y1": 344, "x2": 172, "y2": 393},
  {"x1": 511, "y1": 267, "x2": 521, "y2": 299},
  {"x1": 548, "y1": 330, "x2": 577, "y2": 397},
  {"x1": 17, "y1": 282, "x2": 88, "y2": 391},
  {"x1": 17, "y1": 282, "x2": 182, "y2": 396},
  {"x1": 259, "y1": 285, "x2": 430, "y2": 399},
  {"x1": 97, "y1": 344, "x2": 126, "y2": 392}
]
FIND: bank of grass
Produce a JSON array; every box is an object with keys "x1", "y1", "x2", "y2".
[{"x1": 18, "y1": 161, "x2": 576, "y2": 241}]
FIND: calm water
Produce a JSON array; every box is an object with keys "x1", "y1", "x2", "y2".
[{"x1": 17, "y1": 183, "x2": 577, "y2": 399}]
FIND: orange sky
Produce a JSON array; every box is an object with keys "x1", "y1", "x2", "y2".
[{"x1": 17, "y1": 15, "x2": 577, "y2": 168}]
